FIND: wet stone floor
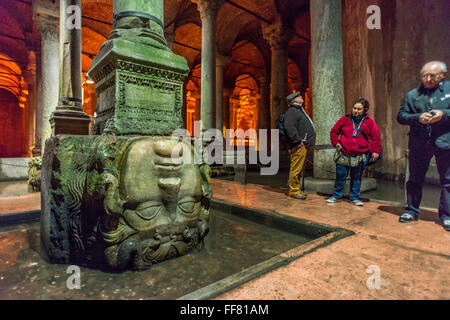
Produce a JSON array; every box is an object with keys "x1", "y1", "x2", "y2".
[{"x1": 0, "y1": 209, "x2": 313, "y2": 300}]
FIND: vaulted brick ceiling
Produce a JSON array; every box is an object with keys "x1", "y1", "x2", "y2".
[{"x1": 0, "y1": 0, "x2": 311, "y2": 91}]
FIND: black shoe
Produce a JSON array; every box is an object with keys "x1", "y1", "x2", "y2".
[
  {"x1": 441, "y1": 216, "x2": 450, "y2": 231},
  {"x1": 399, "y1": 212, "x2": 418, "y2": 223}
]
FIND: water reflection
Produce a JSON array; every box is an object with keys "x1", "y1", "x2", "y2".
[{"x1": 0, "y1": 209, "x2": 312, "y2": 299}]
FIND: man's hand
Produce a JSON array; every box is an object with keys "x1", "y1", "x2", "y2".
[
  {"x1": 336, "y1": 143, "x2": 342, "y2": 151},
  {"x1": 428, "y1": 109, "x2": 444, "y2": 123},
  {"x1": 419, "y1": 112, "x2": 433, "y2": 124},
  {"x1": 370, "y1": 153, "x2": 380, "y2": 162}
]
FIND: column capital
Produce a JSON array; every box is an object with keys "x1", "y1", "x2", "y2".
[
  {"x1": 216, "y1": 54, "x2": 231, "y2": 67},
  {"x1": 262, "y1": 18, "x2": 293, "y2": 50},
  {"x1": 192, "y1": 0, "x2": 224, "y2": 20},
  {"x1": 33, "y1": 0, "x2": 59, "y2": 42}
]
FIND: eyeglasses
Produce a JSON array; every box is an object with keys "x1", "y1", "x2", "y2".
[{"x1": 421, "y1": 73, "x2": 441, "y2": 80}]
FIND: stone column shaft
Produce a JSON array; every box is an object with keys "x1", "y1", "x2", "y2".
[
  {"x1": 193, "y1": 0, "x2": 224, "y2": 130},
  {"x1": 33, "y1": 50, "x2": 43, "y2": 156},
  {"x1": 222, "y1": 87, "x2": 232, "y2": 131},
  {"x1": 24, "y1": 65, "x2": 36, "y2": 156},
  {"x1": 216, "y1": 54, "x2": 231, "y2": 133},
  {"x1": 257, "y1": 76, "x2": 270, "y2": 131},
  {"x1": 50, "y1": 0, "x2": 91, "y2": 135},
  {"x1": 311, "y1": 0, "x2": 345, "y2": 179},
  {"x1": 34, "y1": 1, "x2": 60, "y2": 148},
  {"x1": 263, "y1": 19, "x2": 291, "y2": 129}
]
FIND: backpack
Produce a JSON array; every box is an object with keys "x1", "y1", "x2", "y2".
[{"x1": 276, "y1": 107, "x2": 303, "y2": 142}]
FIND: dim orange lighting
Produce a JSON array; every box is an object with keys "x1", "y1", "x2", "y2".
[{"x1": 19, "y1": 103, "x2": 25, "y2": 108}]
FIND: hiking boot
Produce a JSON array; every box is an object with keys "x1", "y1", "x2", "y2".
[{"x1": 290, "y1": 192, "x2": 307, "y2": 200}]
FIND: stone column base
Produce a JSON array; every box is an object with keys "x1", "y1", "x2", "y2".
[
  {"x1": 304, "y1": 177, "x2": 377, "y2": 195},
  {"x1": 50, "y1": 110, "x2": 92, "y2": 135}
]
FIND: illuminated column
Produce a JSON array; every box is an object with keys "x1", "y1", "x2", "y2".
[
  {"x1": 222, "y1": 87, "x2": 232, "y2": 132},
  {"x1": 33, "y1": 50, "x2": 42, "y2": 156},
  {"x1": 50, "y1": 0, "x2": 91, "y2": 135},
  {"x1": 216, "y1": 54, "x2": 231, "y2": 133},
  {"x1": 311, "y1": 0, "x2": 345, "y2": 179},
  {"x1": 263, "y1": 17, "x2": 292, "y2": 129},
  {"x1": 33, "y1": 0, "x2": 60, "y2": 148},
  {"x1": 193, "y1": 0, "x2": 224, "y2": 130},
  {"x1": 23, "y1": 51, "x2": 37, "y2": 156}
]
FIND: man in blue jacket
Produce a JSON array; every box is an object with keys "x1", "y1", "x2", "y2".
[{"x1": 397, "y1": 61, "x2": 450, "y2": 231}]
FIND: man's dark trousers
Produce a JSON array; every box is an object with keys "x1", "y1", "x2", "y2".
[{"x1": 407, "y1": 138, "x2": 450, "y2": 219}]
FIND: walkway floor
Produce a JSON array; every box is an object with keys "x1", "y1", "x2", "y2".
[
  {"x1": 209, "y1": 180, "x2": 449, "y2": 300},
  {"x1": 0, "y1": 179, "x2": 448, "y2": 299}
]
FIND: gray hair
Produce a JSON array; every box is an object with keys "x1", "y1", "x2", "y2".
[{"x1": 421, "y1": 61, "x2": 447, "y2": 73}]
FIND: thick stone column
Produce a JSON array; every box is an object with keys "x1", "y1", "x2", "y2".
[
  {"x1": 50, "y1": 0, "x2": 91, "y2": 135},
  {"x1": 310, "y1": 0, "x2": 345, "y2": 179},
  {"x1": 193, "y1": 0, "x2": 224, "y2": 130},
  {"x1": 215, "y1": 54, "x2": 231, "y2": 133},
  {"x1": 34, "y1": 1, "x2": 60, "y2": 148},
  {"x1": 263, "y1": 18, "x2": 292, "y2": 129}
]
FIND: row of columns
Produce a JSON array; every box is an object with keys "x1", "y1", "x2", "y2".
[
  {"x1": 191, "y1": 1, "x2": 294, "y2": 135},
  {"x1": 192, "y1": 0, "x2": 345, "y2": 180},
  {"x1": 27, "y1": 0, "x2": 89, "y2": 155},
  {"x1": 25, "y1": 0, "x2": 344, "y2": 182}
]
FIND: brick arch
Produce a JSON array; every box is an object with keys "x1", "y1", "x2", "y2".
[
  {"x1": 173, "y1": 23, "x2": 201, "y2": 68},
  {"x1": 225, "y1": 41, "x2": 266, "y2": 87},
  {"x1": 0, "y1": 89, "x2": 26, "y2": 157}
]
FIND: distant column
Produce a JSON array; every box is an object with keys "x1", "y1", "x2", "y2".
[
  {"x1": 257, "y1": 75, "x2": 270, "y2": 131},
  {"x1": 216, "y1": 54, "x2": 231, "y2": 133},
  {"x1": 222, "y1": 87, "x2": 232, "y2": 131},
  {"x1": 193, "y1": 0, "x2": 224, "y2": 130},
  {"x1": 263, "y1": 17, "x2": 292, "y2": 129}
]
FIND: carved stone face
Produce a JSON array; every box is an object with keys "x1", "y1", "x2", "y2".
[
  {"x1": 120, "y1": 138, "x2": 203, "y2": 232},
  {"x1": 101, "y1": 137, "x2": 211, "y2": 270}
]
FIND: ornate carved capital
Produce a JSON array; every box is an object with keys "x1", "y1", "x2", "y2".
[
  {"x1": 192, "y1": 0, "x2": 224, "y2": 21},
  {"x1": 33, "y1": 0, "x2": 59, "y2": 42},
  {"x1": 262, "y1": 18, "x2": 293, "y2": 50}
]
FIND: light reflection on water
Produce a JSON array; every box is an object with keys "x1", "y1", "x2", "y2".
[{"x1": 0, "y1": 209, "x2": 313, "y2": 300}]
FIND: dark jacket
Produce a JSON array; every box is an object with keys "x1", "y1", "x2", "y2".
[
  {"x1": 284, "y1": 104, "x2": 316, "y2": 148},
  {"x1": 330, "y1": 114, "x2": 382, "y2": 156},
  {"x1": 397, "y1": 81, "x2": 450, "y2": 148}
]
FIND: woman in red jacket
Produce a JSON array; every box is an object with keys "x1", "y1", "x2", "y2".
[{"x1": 326, "y1": 99, "x2": 382, "y2": 206}]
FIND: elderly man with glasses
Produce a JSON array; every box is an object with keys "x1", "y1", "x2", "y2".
[{"x1": 397, "y1": 61, "x2": 450, "y2": 231}]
